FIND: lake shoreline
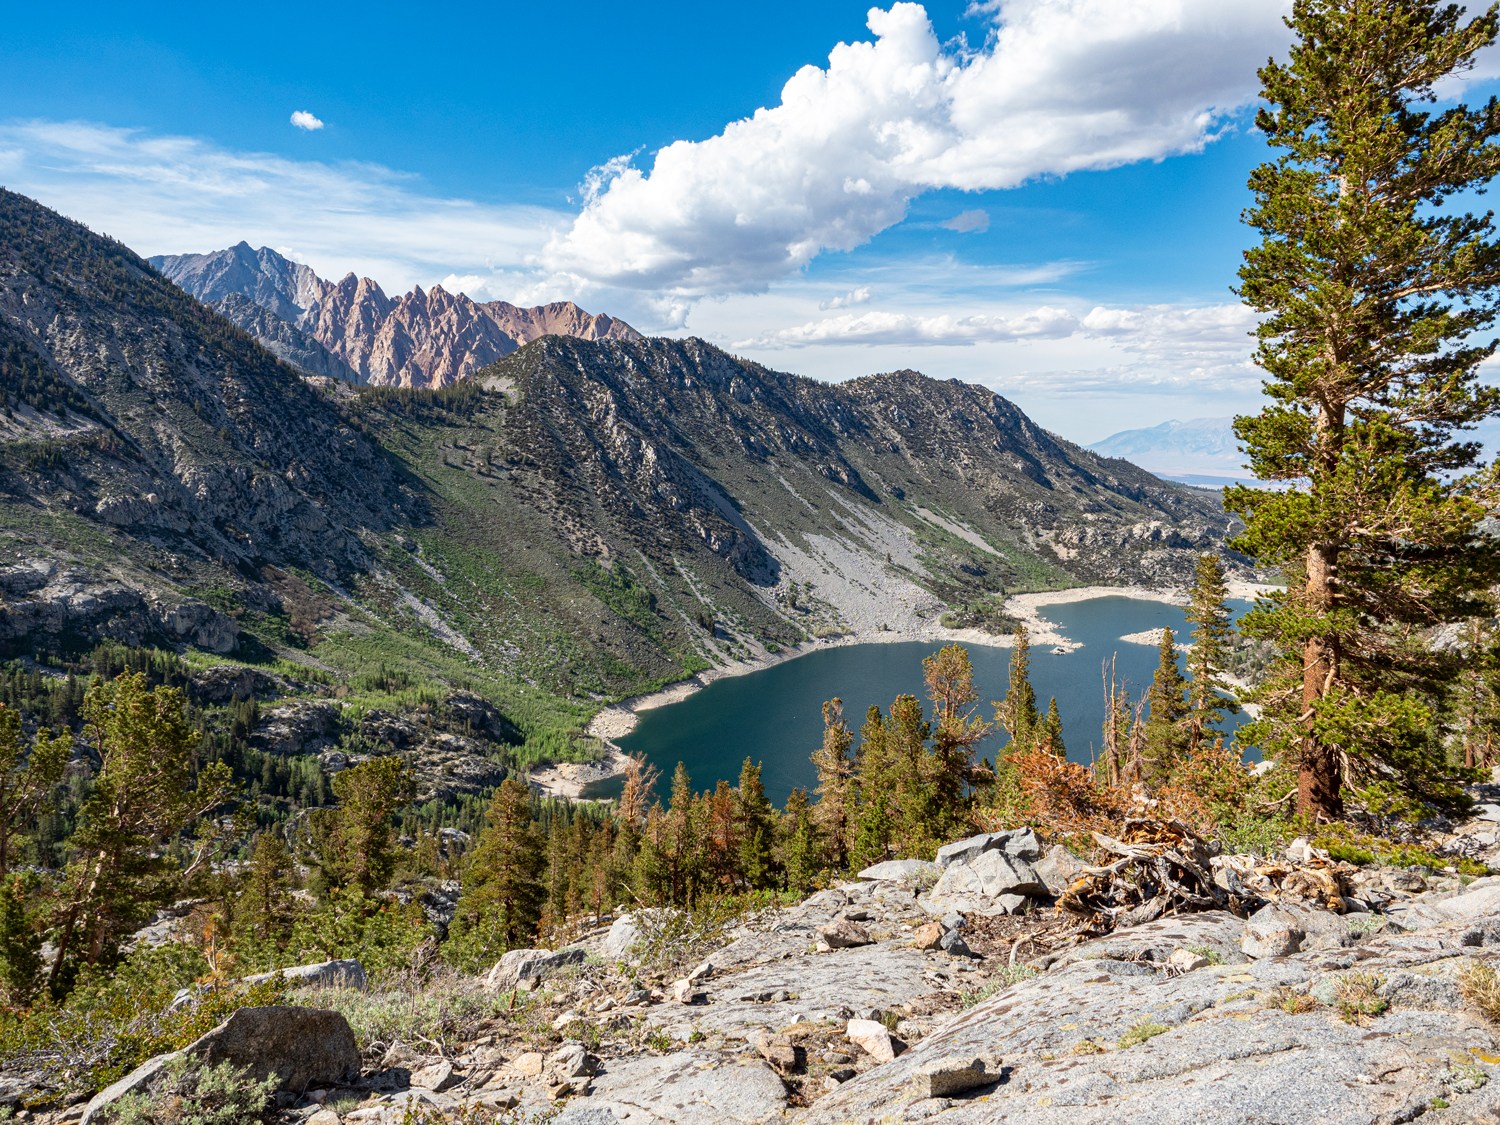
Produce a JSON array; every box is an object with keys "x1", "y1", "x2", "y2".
[{"x1": 530, "y1": 580, "x2": 1279, "y2": 799}]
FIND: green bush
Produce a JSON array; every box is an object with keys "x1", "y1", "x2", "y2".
[{"x1": 94, "y1": 1055, "x2": 277, "y2": 1124}]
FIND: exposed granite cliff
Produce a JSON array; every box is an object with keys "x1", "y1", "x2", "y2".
[{"x1": 150, "y1": 242, "x2": 640, "y2": 388}]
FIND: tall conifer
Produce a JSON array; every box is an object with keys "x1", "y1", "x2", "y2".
[{"x1": 1232, "y1": 0, "x2": 1500, "y2": 818}]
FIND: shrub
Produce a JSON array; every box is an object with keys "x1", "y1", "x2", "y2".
[
  {"x1": 93, "y1": 1056, "x2": 276, "y2": 1125},
  {"x1": 1333, "y1": 972, "x2": 1389, "y2": 1026},
  {"x1": 1459, "y1": 960, "x2": 1500, "y2": 1024}
]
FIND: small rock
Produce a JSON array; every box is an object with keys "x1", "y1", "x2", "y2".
[
  {"x1": 672, "y1": 979, "x2": 704, "y2": 1004},
  {"x1": 914, "y1": 1056, "x2": 995, "y2": 1099},
  {"x1": 509, "y1": 1052, "x2": 545, "y2": 1077},
  {"x1": 548, "y1": 1042, "x2": 598, "y2": 1081},
  {"x1": 409, "y1": 1059, "x2": 458, "y2": 1092},
  {"x1": 686, "y1": 959, "x2": 715, "y2": 984},
  {"x1": 306, "y1": 1112, "x2": 341, "y2": 1125},
  {"x1": 939, "y1": 930, "x2": 974, "y2": 958},
  {"x1": 818, "y1": 919, "x2": 874, "y2": 949},
  {"x1": 913, "y1": 921, "x2": 945, "y2": 950},
  {"x1": 1167, "y1": 948, "x2": 1210, "y2": 972},
  {"x1": 552, "y1": 1009, "x2": 582, "y2": 1031},
  {"x1": 847, "y1": 1018, "x2": 899, "y2": 1063},
  {"x1": 755, "y1": 1031, "x2": 804, "y2": 1074}
]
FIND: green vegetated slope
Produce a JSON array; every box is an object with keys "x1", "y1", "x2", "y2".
[{"x1": 0, "y1": 188, "x2": 1236, "y2": 769}]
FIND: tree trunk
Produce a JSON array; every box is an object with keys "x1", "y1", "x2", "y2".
[{"x1": 1299, "y1": 540, "x2": 1342, "y2": 819}]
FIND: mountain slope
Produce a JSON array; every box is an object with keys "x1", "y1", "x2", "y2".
[
  {"x1": 2, "y1": 190, "x2": 1236, "y2": 728},
  {"x1": 150, "y1": 242, "x2": 640, "y2": 388}
]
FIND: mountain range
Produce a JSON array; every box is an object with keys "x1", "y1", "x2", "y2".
[
  {"x1": 1088, "y1": 417, "x2": 1250, "y2": 487},
  {"x1": 0, "y1": 188, "x2": 1239, "y2": 753},
  {"x1": 150, "y1": 242, "x2": 639, "y2": 388}
]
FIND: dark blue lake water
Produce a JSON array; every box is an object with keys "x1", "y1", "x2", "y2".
[{"x1": 601, "y1": 596, "x2": 1250, "y2": 805}]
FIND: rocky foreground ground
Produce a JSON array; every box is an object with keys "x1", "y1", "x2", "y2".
[{"x1": 25, "y1": 806, "x2": 1500, "y2": 1125}]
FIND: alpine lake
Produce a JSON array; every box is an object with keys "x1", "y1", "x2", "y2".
[{"x1": 592, "y1": 595, "x2": 1253, "y2": 805}]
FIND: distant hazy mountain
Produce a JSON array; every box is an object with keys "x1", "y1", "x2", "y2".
[
  {"x1": 1090, "y1": 414, "x2": 1500, "y2": 488},
  {"x1": 150, "y1": 242, "x2": 640, "y2": 389},
  {"x1": 1089, "y1": 417, "x2": 1250, "y2": 486}
]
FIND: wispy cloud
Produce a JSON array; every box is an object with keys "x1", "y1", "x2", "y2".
[
  {"x1": 940, "y1": 209, "x2": 989, "y2": 233},
  {"x1": 0, "y1": 120, "x2": 560, "y2": 295},
  {"x1": 541, "y1": 0, "x2": 1296, "y2": 296},
  {"x1": 289, "y1": 110, "x2": 325, "y2": 132},
  {"x1": 738, "y1": 298, "x2": 1260, "y2": 382}
]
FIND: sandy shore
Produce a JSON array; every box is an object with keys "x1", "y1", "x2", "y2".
[{"x1": 530, "y1": 580, "x2": 1281, "y2": 798}]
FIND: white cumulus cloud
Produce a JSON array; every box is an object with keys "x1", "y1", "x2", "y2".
[
  {"x1": 820, "y1": 286, "x2": 873, "y2": 310},
  {"x1": 542, "y1": 0, "x2": 1295, "y2": 297},
  {"x1": 289, "y1": 110, "x2": 325, "y2": 131}
]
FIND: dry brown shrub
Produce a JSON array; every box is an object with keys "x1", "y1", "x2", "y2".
[
  {"x1": 1005, "y1": 745, "x2": 1125, "y2": 844},
  {"x1": 1459, "y1": 959, "x2": 1500, "y2": 1023}
]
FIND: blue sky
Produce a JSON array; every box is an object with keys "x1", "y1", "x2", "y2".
[{"x1": 4, "y1": 1, "x2": 1499, "y2": 442}]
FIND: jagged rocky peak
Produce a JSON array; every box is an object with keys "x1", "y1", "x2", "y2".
[{"x1": 149, "y1": 243, "x2": 641, "y2": 389}]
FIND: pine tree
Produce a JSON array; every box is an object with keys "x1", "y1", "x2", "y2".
[
  {"x1": 1183, "y1": 553, "x2": 1240, "y2": 751},
  {"x1": 779, "y1": 787, "x2": 820, "y2": 890},
  {"x1": 48, "y1": 673, "x2": 238, "y2": 992},
  {"x1": 665, "y1": 762, "x2": 701, "y2": 905},
  {"x1": 811, "y1": 699, "x2": 855, "y2": 870},
  {"x1": 849, "y1": 706, "x2": 894, "y2": 870},
  {"x1": 994, "y1": 626, "x2": 1040, "y2": 751},
  {"x1": 1143, "y1": 628, "x2": 1189, "y2": 779},
  {"x1": 310, "y1": 756, "x2": 415, "y2": 899},
  {"x1": 0, "y1": 703, "x2": 71, "y2": 878},
  {"x1": 735, "y1": 759, "x2": 775, "y2": 889},
  {"x1": 447, "y1": 778, "x2": 546, "y2": 966},
  {"x1": 1231, "y1": 0, "x2": 1500, "y2": 818},
  {"x1": 1038, "y1": 697, "x2": 1066, "y2": 755},
  {"x1": 233, "y1": 830, "x2": 297, "y2": 950},
  {"x1": 1453, "y1": 617, "x2": 1500, "y2": 768},
  {"x1": 922, "y1": 644, "x2": 992, "y2": 839},
  {"x1": 0, "y1": 873, "x2": 41, "y2": 1006}
]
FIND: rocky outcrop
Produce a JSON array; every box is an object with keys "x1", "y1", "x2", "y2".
[
  {"x1": 40, "y1": 817, "x2": 1500, "y2": 1125},
  {"x1": 150, "y1": 243, "x2": 640, "y2": 389}
]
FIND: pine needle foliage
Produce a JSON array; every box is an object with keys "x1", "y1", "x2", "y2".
[{"x1": 1231, "y1": 0, "x2": 1500, "y2": 819}]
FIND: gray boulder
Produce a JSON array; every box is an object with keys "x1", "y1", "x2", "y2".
[
  {"x1": 922, "y1": 849, "x2": 1044, "y2": 916},
  {"x1": 1031, "y1": 844, "x2": 1087, "y2": 897},
  {"x1": 82, "y1": 1006, "x2": 358, "y2": 1123},
  {"x1": 485, "y1": 946, "x2": 587, "y2": 993},
  {"x1": 566, "y1": 1050, "x2": 787, "y2": 1124},
  {"x1": 1242, "y1": 902, "x2": 1352, "y2": 958},
  {"x1": 934, "y1": 828, "x2": 1041, "y2": 869},
  {"x1": 243, "y1": 958, "x2": 366, "y2": 991},
  {"x1": 858, "y1": 859, "x2": 940, "y2": 883},
  {"x1": 1041, "y1": 910, "x2": 1250, "y2": 969}
]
